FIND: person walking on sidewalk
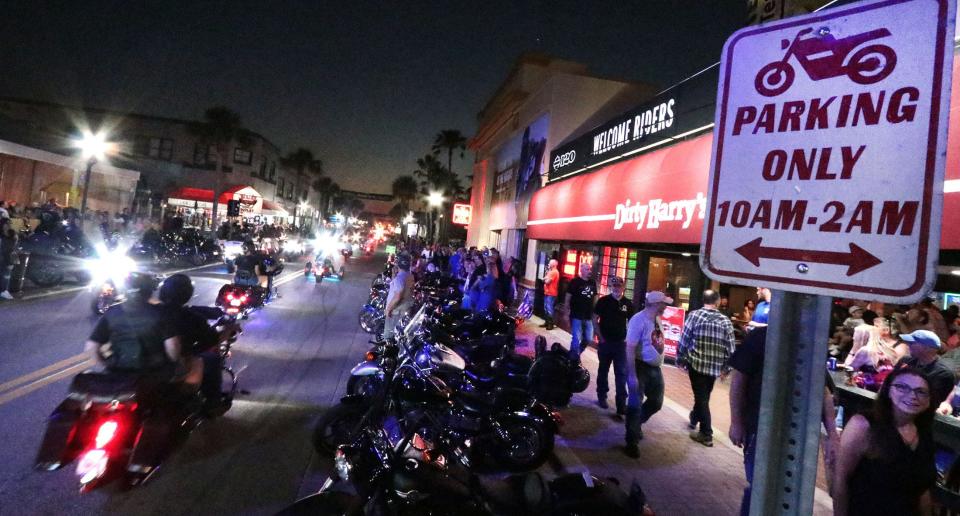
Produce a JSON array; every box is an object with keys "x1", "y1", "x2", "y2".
[
  {"x1": 0, "y1": 217, "x2": 18, "y2": 299},
  {"x1": 678, "y1": 289, "x2": 735, "y2": 447},
  {"x1": 541, "y1": 259, "x2": 559, "y2": 330},
  {"x1": 593, "y1": 276, "x2": 634, "y2": 419},
  {"x1": 623, "y1": 290, "x2": 672, "y2": 457},
  {"x1": 565, "y1": 262, "x2": 597, "y2": 362}
]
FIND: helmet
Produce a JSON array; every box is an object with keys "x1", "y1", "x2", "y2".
[
  {"x1": 395, "y1": 253, "x2": 412, "y2": 271},
  {"x1": 126, "y1": 273, "x2": 160, "y2": 299},
  {"x1": 159, "y1": 273, "x2": 194, "y2": 306}
]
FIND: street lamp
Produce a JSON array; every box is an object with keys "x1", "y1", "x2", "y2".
[
  {"x1": 74, "y1": 130, "x2": 114, "y2": 227},
  {"x1": 426, "y1": 191, "x2": 444, "y2": 242}
]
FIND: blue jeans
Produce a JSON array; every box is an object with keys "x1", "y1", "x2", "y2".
[
  {"x1": 740, "y1": 432, "x2": 758, "y2": 516},
  {"x1": 597, "y1": 340, "x2": 627, "y2": 413},
  {"x1": 569, "y1": 318, "x2": 594, "y2": 360},
  {"x1": 625, "y1": 361, "x2": 664, "y2": 444},
  {"x1": 544, "y1": 295, "x2": 556, "y2": 318}
]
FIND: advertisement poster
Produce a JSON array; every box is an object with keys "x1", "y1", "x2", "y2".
[{"x1": 660, "y1": 306, "x2": 686, "y2": 360}]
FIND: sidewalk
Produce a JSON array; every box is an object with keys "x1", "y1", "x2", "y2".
[{"x1": 516, "y1": 316, "x2": 833, "y2": 516}]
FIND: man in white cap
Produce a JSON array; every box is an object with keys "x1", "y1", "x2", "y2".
[
  {"x1": 622, "y1": 290, "x2": 673, "y2": 457},
  {"x1": 900, "y1": 329, "x2": 955, "y2": 407}
]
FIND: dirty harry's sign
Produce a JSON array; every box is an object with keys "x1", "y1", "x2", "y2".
[
  {"x1": 701, "y1": 0, "x2": 955, "y2": 302},
  {"x1": 548, "y1": 93, "x2": 681, "y2": 181}
]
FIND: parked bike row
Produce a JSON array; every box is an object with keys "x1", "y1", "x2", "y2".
[{"x1": 292, "y1": 259, "x2": 651, "y2": 515}]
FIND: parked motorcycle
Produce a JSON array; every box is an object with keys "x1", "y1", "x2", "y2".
[
  {"x1": 302, "y1": 377, "x2": 644, "y2": 515},
  {"x1": 323, "y1": 306, "x2": 559, "y2": 471},
  {"x1": 34, "y1": 307, "x2": 240, "y2": 491}
]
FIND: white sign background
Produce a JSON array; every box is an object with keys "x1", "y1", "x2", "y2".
[{"x1": 701, "y1": 0, "x2": 955, "y2": 302}]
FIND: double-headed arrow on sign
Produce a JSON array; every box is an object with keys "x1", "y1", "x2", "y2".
[{"x1": 735, "y1": 237, "x2": 882, "y2": 276}]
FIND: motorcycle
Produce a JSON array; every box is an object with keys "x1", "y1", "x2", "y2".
[
  {"x1": 86, "y1": 243, "x2": 163, "y2": 315},
  {"x1": 34, "y1": 307, "x2": 240, "y2": 491},
  {"x1": 305, "y1": 256, "x2": 344, "y2": 282},
  {"x1": 20, "y1": 226, "x2": 96, "y2": 287},
  {"x1": 326, "y1": 307, "x2": 559, "y2": 471},
  {"x1": 755, "y1": 26, "x2": 896, "y2": 97},
  {"x1": 302, "y1": 376, "x2": 644, "y2": 515}
]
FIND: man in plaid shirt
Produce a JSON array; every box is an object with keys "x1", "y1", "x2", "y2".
[{"x1": 678, "y1": 289, "x2": 735, "y2": 447}]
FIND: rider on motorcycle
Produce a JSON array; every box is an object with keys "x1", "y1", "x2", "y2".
[
  {"x1": 159, "y1": 274, "x2": 236, "y2": 414},
  {"x1": 84, "y1": 274, "x2": 190, "y2": 389},
  {"x1": 233, "y1": 241, "x2": 263, "y2": 288}
]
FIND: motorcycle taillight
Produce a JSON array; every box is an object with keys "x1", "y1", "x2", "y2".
[{"x1": 94, "y1": 420, "x2": 119, "y2": 449}]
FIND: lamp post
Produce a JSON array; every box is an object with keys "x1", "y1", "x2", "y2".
[
  {"x1": 427, "y1": 191, "x2": 444, "y2": 243},
  {"x1": 74, "y1": 131, "x2": 113, "y2": 229}
]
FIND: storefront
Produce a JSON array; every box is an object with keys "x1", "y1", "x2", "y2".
[
  {"x1": 530, "y1": 43, "x2": 960, "y2": 343},
  {"x1": 166, "y1": 185, "x2": 264, "y2": 227},
  {"x1": 529, "y1": 135, "x2": 727, "y2": 320}
]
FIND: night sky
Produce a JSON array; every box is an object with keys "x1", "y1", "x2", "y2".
[{"x1": 0, "y1": 1, "x2": 744, "y2": 194}]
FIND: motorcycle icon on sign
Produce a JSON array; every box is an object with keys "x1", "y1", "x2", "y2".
[{"x1": 754, "y1": 27, "x2": 897, "y2": 97}]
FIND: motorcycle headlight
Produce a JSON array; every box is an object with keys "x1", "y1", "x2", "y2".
[{"x1": 334, "y1": 448, "x2": 352, "y2": 481}]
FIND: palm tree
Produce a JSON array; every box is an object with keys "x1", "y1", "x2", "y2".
[
  {"x1": 282, "y1": 147, "x2": 323, "y2": 227},
  {"x1": 187, "y1": 106, "x2": 251, "y2": 232},
  {"x1": 391, "y1": 175, "x2": 419, "y2": 237},
  {"x1": 432, "y1": 129, "x2": 467, "y2": 175},
  {"x1": 312, "y1": 176, "x2": 340, "y2": 222}
]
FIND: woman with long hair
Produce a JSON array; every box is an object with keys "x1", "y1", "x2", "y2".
[{"x1": 833, "y1": 367, "x2": 936, "y2": 516}]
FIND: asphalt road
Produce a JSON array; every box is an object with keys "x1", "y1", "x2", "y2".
[{"x1": 0, "y1": 254, "x2": 379, "y2": 515}]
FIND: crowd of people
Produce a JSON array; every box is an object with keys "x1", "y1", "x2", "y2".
[{"x1": 524, "y1": 254, "x2": 947, "y2": 515}]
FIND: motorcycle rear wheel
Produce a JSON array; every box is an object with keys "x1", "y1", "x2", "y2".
[
  {"x1": 346, "y1": 374, "x2": 383, "y2": 398},
  {"x1": 495, "y1": 419, "x2": 554, "y2": 471},
  {"x1": 358, "y1": 308, "x2": 383, "y2": 334},
  {"x1": 312, "y1": 402, "x2": 367, "y2": 455},
  {"x1": 27, "y1": 260, "x2": 64, "y2": 287}
]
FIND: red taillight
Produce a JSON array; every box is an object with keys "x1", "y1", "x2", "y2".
[
  {"x1": 227, "y1": 307, "x2": 239, "y2": 314},
  {"x1": 95, "y1": 420, "x2": 119, "y2": 449},
  {"x1": 365, "y1": 351, "x2": 378, "y2": 361},
  {"x1": 240, "y1": 295, "x2": 248, "y2": 303},
  {"x1": 227, "y1": 293, "x2": 235, "y2": 301}
]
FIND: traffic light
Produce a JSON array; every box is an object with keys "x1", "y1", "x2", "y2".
[{"x1": 227, "y1": 200, "x2": 240, "y2": 217}]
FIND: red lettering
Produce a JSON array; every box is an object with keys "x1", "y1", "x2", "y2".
[
  {"x1": 788, "y1": 148, "x2": 815, "y2": 180},
  {"x1": 733, "y1": 106, "x2": 757, "y2": 135},
  {"x1": 762, "y1": 149, "x2": 787, "y2": 180},
  {"x1": 887, "y1": 87, "x2": 919, "y2": 123},
  {"x1": 778, "y1": 101, "x2": 805, "y2": 132}
]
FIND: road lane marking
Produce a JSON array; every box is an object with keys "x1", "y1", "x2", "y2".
[
  {"x1": 0, "y1": 359, "x2": 94, "y2": 405},
  {"x1": 0, "y1": 352, "x2": 88, "y2": 394},
  {"x1": 19, "y1": 262, "x2": 225, "y2": 301}
]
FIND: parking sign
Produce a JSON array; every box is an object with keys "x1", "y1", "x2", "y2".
[{"x1": 701, "y1": 0, "x2": 956, "y2": 302}]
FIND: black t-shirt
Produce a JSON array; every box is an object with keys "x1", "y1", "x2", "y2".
[
  {"x1": 567, "y1": 277, "x2": 598, "y2": 320},
  {"x1": 165, "y1": 306, "x2": 219, "y2": 354},
  {"x1": 594, "y1": 294, "x2": 635, "y2": 342},
  {"x1": 902, "y1": 356, "x2": 956, "y2": 407},
  {"x1": 88, "y1": 301, "x2": 178, "y2": 373},
  {"x1": 729, "y1": 327, "x2": 767, "y2": 435},
  {"x1": 234, "y1": 254, "x2": 259, "y2": 273}
]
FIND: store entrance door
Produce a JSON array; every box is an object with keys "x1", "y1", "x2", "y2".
[{"x1": 645, "y1": 255, "x2": 702, "y2": 311}]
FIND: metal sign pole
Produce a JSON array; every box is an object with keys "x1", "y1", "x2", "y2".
[{"x1": 749, "y1": 290, "x2": 832, "y2": 516}]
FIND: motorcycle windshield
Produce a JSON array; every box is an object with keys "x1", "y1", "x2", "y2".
[{"x1": 402, "y1": 306, "x2": 427, "y2": 343}]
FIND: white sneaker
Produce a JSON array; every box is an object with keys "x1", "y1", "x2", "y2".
[{"x1": 0, "y1": 291, "x2": 12, "y2": 300}]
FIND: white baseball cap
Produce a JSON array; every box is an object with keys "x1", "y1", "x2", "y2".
[{"x1": 645, "y1": 291, "x2": 674, "y2": 305}]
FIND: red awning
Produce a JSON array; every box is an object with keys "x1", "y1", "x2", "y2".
[
  {"x1": 168, "y1": 185, "x2": 253, "y2": 204},
  {"x1": 527, "y1": 136, "x2": 712, "y2": 245},
  {"x1": 261, "y1": 200, "x2": 288, "y2": 214}
]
